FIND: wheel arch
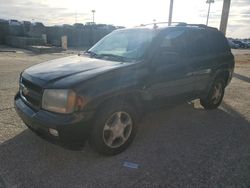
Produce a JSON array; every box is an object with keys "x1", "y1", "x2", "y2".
[
  {"x1": 91, "y1": 92, "x2": 144, "y2": 120},
  {"x1": 211, "y1": 68, "x2": 232, "y2": 87}
]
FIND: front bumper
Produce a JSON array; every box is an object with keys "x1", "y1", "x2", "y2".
[{"x1": 14, "y1": 93, "x2": 93, "y2": 149}]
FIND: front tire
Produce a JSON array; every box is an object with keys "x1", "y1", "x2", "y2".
[
  {"x1": 200, "y1": 77, "x2": 225, "y2": 110},
  {"x1": 90, "y1": 101, "x2": 138, "y2": 155}
]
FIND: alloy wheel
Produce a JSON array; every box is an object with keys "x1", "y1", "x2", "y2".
[
  {"x1": 211, "y1": 82, "x2": 223, "y2": 104},
  {"x1": 102, "y1": 111, "x2": 133, "y2": 148}
]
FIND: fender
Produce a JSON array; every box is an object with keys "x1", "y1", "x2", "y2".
[
  {"x1": 205, "y1": 58, "x2": 234, "y2": 95},
  {"x1": 76, "y1": 62, "x2": 149, "y2": 113}
]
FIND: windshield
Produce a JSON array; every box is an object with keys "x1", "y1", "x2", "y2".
[{"x1": 88, "y1": 29, "x2": 156, "y2": 61}]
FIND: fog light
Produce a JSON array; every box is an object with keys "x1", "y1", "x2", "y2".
[{"x1": 49, "y1": 128, "x2": 59, "y2": 137}]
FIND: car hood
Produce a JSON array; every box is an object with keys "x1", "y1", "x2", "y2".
[{"x1": 24, "y1": 55, "x2": 125, "y2": 86}]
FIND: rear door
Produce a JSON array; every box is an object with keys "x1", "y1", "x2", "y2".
[
  {"x1": 185, "y1": 29, "x2": 215, "y2": 94},
  {"x1": 148, "y1": 29, "x2": 196, "y2": 102}
]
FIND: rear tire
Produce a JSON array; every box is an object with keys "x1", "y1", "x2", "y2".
[
  {"x1": 90, "y1": 101, "x2": 138, "y2": 155},
  {"x1": 200, "y1": 77, "x2": 225, "y2": 110}
]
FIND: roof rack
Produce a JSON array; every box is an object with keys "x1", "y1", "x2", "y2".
[
  {"x1": 139, "y1": 22, "x2": 186, "y2": 26},
  {"x1": 137, "y1": 22, "x2": 215, "y2": 29},
  {"x1": 178, "y1": 23, "x2": 218, "y2": 30},
  {"x1": 138, "y1": 22, "x2": 186, "y2": 28},
  {"x1": 176, "y1": 23, "x2": 207, "y2": 28}
]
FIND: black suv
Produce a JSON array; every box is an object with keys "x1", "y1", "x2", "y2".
[{"x1": 15, "y1": 23, "x2": 234, "y2": 155}]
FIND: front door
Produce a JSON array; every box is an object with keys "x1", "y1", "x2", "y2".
[{"x1": 185, "y1": 29, "x2": 215, "y2": 94}]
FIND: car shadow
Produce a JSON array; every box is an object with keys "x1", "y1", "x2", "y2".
[
  {"x1": 233, "y1": 73, "x2": 250, "y2": 83},
  {"x1": 0, "y1": 101, "x2": 250, "y2": 187}
]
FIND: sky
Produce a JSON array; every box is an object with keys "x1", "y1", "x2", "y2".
[{"x1": 0, "y1": 0, "x2": 249, "y2": 38}]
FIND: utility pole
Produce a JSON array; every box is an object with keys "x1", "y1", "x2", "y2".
[
  {"x1": 206, "y1": 0, "x2": 214, "y2": 26},
  {"x1": 220, "y1": 0, "x2": 231, "y2": 35},
  {"x1": 92, "y1": 10, "x2": 96, "y2": 23},
  {"x1": 168, "y1": 0, "x2": 174, "y2": 26}
]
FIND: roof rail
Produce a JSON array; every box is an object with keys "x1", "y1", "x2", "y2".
[
  {"x1": 176, "y1": 23, "x2": 207, "y2": 28},
  {"x1": 140, "y1": 22, "x2": 186, "y2": 26},
  {"x1": 176, "y1": 23, "x2": 218, "y2": 30},
  {"x1": 137, "y1": 22, "x2": 187, "y2": 28},
  {"x1": 137, "y1": 22, "x2": 217, "y2": 30}
]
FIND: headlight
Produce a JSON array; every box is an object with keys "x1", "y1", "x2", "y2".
[{"x1": 42, "y1": 89, "x2": 77, "y2": 114}]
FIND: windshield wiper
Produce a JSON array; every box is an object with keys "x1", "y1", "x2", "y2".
[
  {"x1": 85, "y1": 50, "x2": 98, "y2": 57},
  {"x1": 85, "y1": 51, "x2": 132, "y2": 62},
  {"x1": 98, "y1": 53, "x2": 131, "y2": 62}
]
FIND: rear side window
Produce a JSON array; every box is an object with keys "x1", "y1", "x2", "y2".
[
  {"x1": 187, "y1": 29, "x2": 211, "y2": 57},
  {"x1": 187, "y1": 29, "x2": 230, "y2": 57}
]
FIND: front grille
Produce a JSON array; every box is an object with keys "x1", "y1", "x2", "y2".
[{"x1": 20, "y1": 77, "x2": 43, "y2": 110}]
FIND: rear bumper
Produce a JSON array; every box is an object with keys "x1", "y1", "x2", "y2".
[{"x1": 14, "y1": 93, "x2": 93, "y2": 149}]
